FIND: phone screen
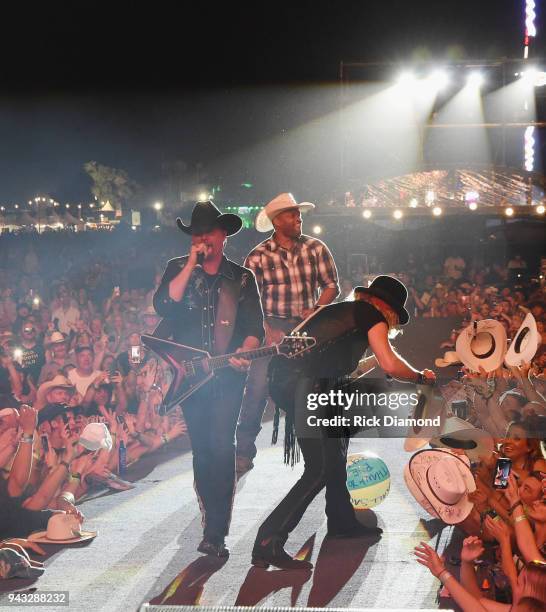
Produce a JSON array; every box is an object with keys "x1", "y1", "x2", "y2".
[
  {"x1": 130, "y1": 345, "x2": 141, "y2": 364},
  {"x1": 493, "y1": 457, "x2": 512, "y2": 489},
  {"x1": 41, "y1": 435, "x2": 49, "y2": 453}
]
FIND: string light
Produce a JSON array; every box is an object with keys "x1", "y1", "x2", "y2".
[{"x1": 524, "y1": 126, "x2": 535, "y2": 171}]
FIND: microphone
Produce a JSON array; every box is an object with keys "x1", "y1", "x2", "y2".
[{"x1": 196, "y1": 252, "x2": 205, "y2": 267}]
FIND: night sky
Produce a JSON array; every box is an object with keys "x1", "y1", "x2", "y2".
[{"x1": 0, "y1": 1, "x2": 543, "y2": 203}]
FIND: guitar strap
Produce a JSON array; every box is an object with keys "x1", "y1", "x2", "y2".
[{"x1": 213, "y1": 272, "x2": 241, "y2": 355}]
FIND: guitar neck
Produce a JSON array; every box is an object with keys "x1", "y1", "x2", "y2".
[{"x1": 208, "y1": 345, "x2": 279, "y2": 370}]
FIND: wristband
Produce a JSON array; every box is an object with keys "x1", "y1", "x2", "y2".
[
  {"x1": 508, "y1": 500, "x2": 523, "y2": 515},
  {"x1": 162, "y1": 434, "x2": 169, "y2": 445},
  {"x1": 20, "y1": 434, "x2": 34, "y2": 444},
  {"x1": 69, "y1": 472, "x2": 81, "y2": 482},
  {"x1": 514, "y1": 515, "x2": 528, "y2": 524},
  {"x1": 438, "y1": 570, "x2": 452, "y2": 584}
]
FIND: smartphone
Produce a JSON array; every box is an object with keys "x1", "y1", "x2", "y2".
[
  {"x1": 130, "y1": 345, "x2": 141, "y2": 365},
  {"x1": 116, "y1": 414, "x2": 125, "y2": 425},
  {"x1": 114, "y1": 286, "x2": 120, "y2": 297},
  {"x1": 41, "y1": 435, "x2": 49, "y2": 453},
  {"x1": 493, "y1": 457, "x2": 512, "y2": 489},
  {"x1": 452, "y1": 399, "x2": 468, "y2": 420}
]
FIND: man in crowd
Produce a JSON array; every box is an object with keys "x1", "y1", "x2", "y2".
[
  {"x1": 153, "y1": 201, "x2": 264, "y2": 557},
  {"x1": 68, "y1": 346, "x2": 101, "y2": 397},
  {"x1": 18, "y1": 318, "x2": 45, "y2": 386},
  {"x1": 51, "y1": 285, "x2": 80, "y2": 336},
  {"x1": 236, "y1": 193, "x2": 339, "y2": 474},
  {"x1": 38, "y1": 332, "x2": 71, "y2": 384}
]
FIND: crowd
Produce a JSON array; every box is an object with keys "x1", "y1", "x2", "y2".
[{"x1": 0, "y1": 231, "x2": 190, "y2": 577}]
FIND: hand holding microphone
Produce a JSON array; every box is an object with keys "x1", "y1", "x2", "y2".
[{"x1": 189, "y1": 243, "x2": 208, "y2": 269}]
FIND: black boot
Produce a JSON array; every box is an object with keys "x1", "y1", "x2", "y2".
[
  {"x1": 251, "y1": 537, "x2": 313, "y2": 570},
  {"x1": 197, "y1": 535, "x2": 229, "y2": 557}
]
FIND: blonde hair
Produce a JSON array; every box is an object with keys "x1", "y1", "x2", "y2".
[{"x1": 356, "y1": 293, "x2": 401, "y2": 338}]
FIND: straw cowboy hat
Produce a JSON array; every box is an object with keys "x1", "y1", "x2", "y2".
[
  {"x1": 430, "y1": 416, "x2": 495, "y2": 462},
  {"x1": 44, "y1": 331, "x2": 68, "y2": 348},
  {"x1": 434, "y1": 351, "x2": 462, "y2": 368},
  {"x1": 36, "y1": 374, "x2": 75, "y2": 407},
  {"x1": 505, "y1": 312, "x2": 540, "y2": 367},
  {"x1": 404, "y1": 448, "x2": 476, "y2": 525},
  {"x1": 255, "y1": 193, "x2": 315, "y2": 233},
  {"x1": 455, "y1": 319, "x2": 507, "y2": 373},
  {"x1": 29, "y1": 513, "x2": 97, "y2": 544},
  {"x1": 176, "y1": 201, "x2": 242, "y2": 236},
  {"x1": 403, "y1": 385, "x2": 447, "y2": 452}
]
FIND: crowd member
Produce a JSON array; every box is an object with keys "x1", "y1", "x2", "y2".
[{"x1": 38, "y1": 332, "x2": 71, "y2": 384}]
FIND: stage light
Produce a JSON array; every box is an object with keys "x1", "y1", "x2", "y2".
[
  {"x1": 524, "y1": 126, "x2": 535, "y2": 171},
  {"x1": 312, "y1": 225, "x2": 322, "y2": 235},
  {"x1": 526, "y1": 0, "x2": 537, "y2": 37},
  {"x1": 425, "y1": 190, "x2": 435, "y2": 206},
  {"x1": 396, "y1": 72, "x2": 416, "y2": 86},
  {"x1": 468, "y1": 202, "x2": 478, "y2": 211},
  {"x1": 0, "y1": 207, "x2": 4, "y2": 211},
  {"x1": 198, "y1": 192, "x2": 209, "y2": 201},
  {"x1": 362, "y1": 209, "x2": 372, "y2": 219},
  {"x1": 465, "y1": 191, "x2": 479, "y2": 202},
  {"x1": 89, "y1": 203, "x2": 95, "y2": 208},
  {"x1": 393, "y1": 209, "x2": 403, "y2": 220},
  {"x1": 536, "y1": 204, "x2": 545, "y2": 215},
  {"x1": 467, "y1": 72, "x2": 484, "y2": 87},
  {"x1": 505, "y1": 207, "x2": 514, "y2": 217},
  {"x1": 131, "y1": 225, "x2": 137, "y2": 230},
  {"x1": 28, "y1": 200, "x2": 32, "y2": 205},
  {"x1": 77, "y1": 204, "x2": 82, "y2": 209},
  {"x1": 153, "y1": 201, "x2": 163, "y2": 211},
  {"x1": 14, "y1": 204, "x2": 18, "y2": 209},
  {"x1": 429, "y1": 70, "x2": 449, "y2": 90},
  {"x1": 432, "y1": 206, "x2": 442, "y2": 216},
  {"x1": 409, "y1": 198, "x2": 418, "y2": 208},
  {"x1": 65, "y1": 204, "x2": 70, "y2": 208}
]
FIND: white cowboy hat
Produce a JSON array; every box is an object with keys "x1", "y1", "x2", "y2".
[
  {"x1": 455, "y1": 319, "x2": 507, "y2": 373},
  {"x1": 29, "y1": 513, "x2": 97, "y2": 544},
  {"x1": 430, "y1": 416, "x2": 495, "y2": 462},
  {"x1": 505, "y1": 313, "x2": 540, "y2": 367},
  {"x1": 403, "y1": 385, "x2": 447, "y2": 452},
  {"x1": 255, "y1": 192, "x2": 315, "y2": 232},
  {"x1": 79, "y1": 422, "x2": 113, "y2": 452},
  {"x1": 434, "y1": 351, "x2": 462, "y2": 368},
  {"x1": 405, "y1": 448, "x2": 475, "y2": 525},
  {"x1": 36, "y1": 374, "x2": 75, "y2": 406}
]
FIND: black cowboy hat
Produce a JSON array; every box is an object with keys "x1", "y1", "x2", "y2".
[
  {"x1": 354, "y1": 275, "x2": 410, "y2": 325},
  {"x1": 176, "y1": 201, "x2": 242, "y2": 236}
]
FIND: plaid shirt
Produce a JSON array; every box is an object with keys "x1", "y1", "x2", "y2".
[{"x1": 244, "y1": 234, "x2": 339, "y2": 318}]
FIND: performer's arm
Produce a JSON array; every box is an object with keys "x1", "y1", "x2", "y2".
[
  {"x1": 167, "y1": 244, "x2": 206, "y2": 302},
  {"x1": 368, "y1": 322, "x2": 434, "y2": 384},
  {"x1": 315, "y1": 243, "x2": 340, "y2": 304}
]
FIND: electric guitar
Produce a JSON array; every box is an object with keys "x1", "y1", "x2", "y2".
[{"x1": 140, "y1": 333, "x2": 316, "y2": 414}]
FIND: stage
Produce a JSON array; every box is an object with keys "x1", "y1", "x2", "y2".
[{"x1": 2, "y1": 419, "x2": 460, "y2": 611}]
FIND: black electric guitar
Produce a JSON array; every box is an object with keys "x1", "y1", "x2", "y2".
[{"x1": 141, "y1": 333, "x2": 316, "y2": 414}]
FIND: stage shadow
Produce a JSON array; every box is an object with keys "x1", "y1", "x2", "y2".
[
  {"x1": 234, "y1": 534, "x2": 315, "y2": 606},
  {"x1": 149, "y1": 555, "x2": 228, "y2": 606},
  {"x1": 307, "y1": 531, "x2": 381, "y2": 606}
]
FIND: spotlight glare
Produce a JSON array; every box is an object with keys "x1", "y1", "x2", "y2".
[
  {"x1": 467, "y1": 72, "x2": 484, "y2": 87},
  {"x1": 429, "y1": 69, "x2": 449, "y2": 89},
  {"x1": 505, "y1": 207, "x2": 514, "y2": 217},
  {"x1": 362, "y1": 209, "x2": 372, "y2": 219},
  {"x1": 312, "y1": 225, "x2": 322, "y2": 235},
  {"x1": 153, "y1": 201, "x2": 163, "y2": 211},
  {"x1": 468, "y1": 202, "x2": 478, "y2": 211},
  {"x1": 198, "y1": 192, "x2": 209, "y2": 202},
  {"x1": 432, "y1": 206, "x2": 442, "y2": 217},
  {"x1": 397, "y1": 72, "x2": 416, "y2": 86},
  {"x1": 536, "y1": 205, "x2": 545, "y2": 215},
  {"x1": 131, "y1": 225, "x2": 137, "y2": 230},
  {"x1": 409, "y1": 198, "x2": 418, "y2": 208},
  {"x1": 393, "y1": 209, "x2": 403, "y2": 220}
]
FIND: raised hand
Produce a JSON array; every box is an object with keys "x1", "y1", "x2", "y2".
[
  {"x1": 460, "y1": 536, "x2": 485, "y2": 562},
  {"x1": 413, "y1": 541, "x2": 446, "y2": 578}
]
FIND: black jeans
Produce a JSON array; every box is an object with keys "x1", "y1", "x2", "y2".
[
  {"x1": 182, "y1": 371, "x2": 246, "y2": 539},
  {"x1": 254, "y1": 378, "x2": 357, "y2": 547}
]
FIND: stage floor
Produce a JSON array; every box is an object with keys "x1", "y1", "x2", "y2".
[{"x1": 2, "y1": 421, "x2": 459, "y2": 611}]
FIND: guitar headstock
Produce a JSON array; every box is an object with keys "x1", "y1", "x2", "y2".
[{"x1": 278, "y1": 332, "x2": 316, "y2": 358}]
